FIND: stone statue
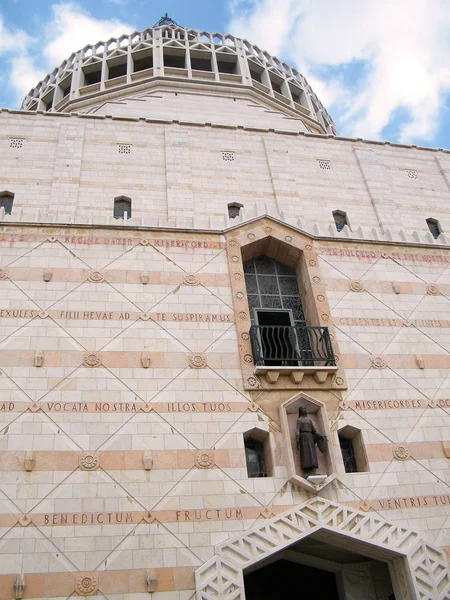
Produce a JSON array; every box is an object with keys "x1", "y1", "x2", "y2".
[{"x1": 296, "y1": 405, "x2": 327, "y2": 473}]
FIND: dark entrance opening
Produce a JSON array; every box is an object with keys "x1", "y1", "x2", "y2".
[{"x1": 244, "y1": 558, "x2": 339, "y2": 600}]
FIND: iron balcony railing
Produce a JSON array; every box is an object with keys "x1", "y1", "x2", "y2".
[{"x1": 250, "y1": 324, "x2": 335, "y2": 367}]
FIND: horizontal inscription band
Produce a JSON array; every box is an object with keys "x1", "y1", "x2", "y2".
[{"x1": 1, "y1": 494, "x2": 449, "y2": 528}]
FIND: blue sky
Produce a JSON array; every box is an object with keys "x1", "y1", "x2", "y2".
[{"x1": 1, "y1": 0, "x2": 450, "y2": 148}]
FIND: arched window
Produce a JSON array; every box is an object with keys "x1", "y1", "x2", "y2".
[
  {"x1": 426, "y1": 218, "x2": 441, "y2": 239},
  {"x1": 0, "y1": 191, "x2": 14, "y2": 215},
  {"x1": 114, "y1": 196, "x2": 132, "y2": 219},
  {"x1": 333, "y1": 210, "x2": 348, "y2": 231}
]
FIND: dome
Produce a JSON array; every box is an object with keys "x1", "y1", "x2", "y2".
[{"x1": 20, "y1": 18, "x2": 335, "y2": 135}]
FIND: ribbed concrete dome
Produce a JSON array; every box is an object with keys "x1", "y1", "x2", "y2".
[{"x1": 20, "y1": 18, "x2": 335, "y2": 135}]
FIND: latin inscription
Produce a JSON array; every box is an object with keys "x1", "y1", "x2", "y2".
[
  {"x1": 350, "y1": 399, "x2": 450, "y2": 410},
  {"x1": 0, "y1": 309, "x2": 233, "y2": 323},
  {"x1": 339, "y1": 317, "x2": 450, "y2": 328},
  {"x1": 319, "y1": 248, "x2": 449, "y2": 263},
  {"x1": 0, "y1": 401, "x2": 242, "y2": 413},
  {"x1": 176, "y1": 509, "x2": 242, "y2": 521},
  {"x1": 376, "y1": 494, "x2": 450, "y2": 510}
]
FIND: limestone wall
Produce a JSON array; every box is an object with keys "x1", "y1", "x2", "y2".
[
  {"x1": 0, "y1": 223, "x2": 448, "y2": 598},
  {"x1": 2, "y1": 110, "x2": 450, "y2": 241}
]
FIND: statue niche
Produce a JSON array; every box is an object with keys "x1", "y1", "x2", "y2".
[{"x1": 296, "y1": 405, "x2": 327, "y2": 474}]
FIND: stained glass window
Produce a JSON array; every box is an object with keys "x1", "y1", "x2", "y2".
[{"x1": 244, "y1": 256, "x2": 306, "y2": 323}]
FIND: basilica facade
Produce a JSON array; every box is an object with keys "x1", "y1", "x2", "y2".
[{"x1": 0, "y1": 16, "x2": 449, "y2": 600}]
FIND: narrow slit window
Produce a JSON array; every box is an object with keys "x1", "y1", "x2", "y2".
[
  {"x1": 333, "y1": 210, "x2": 348, "y2": 232},
  {"x1": 426, "y1": 218, "x2": 441, "y2": 239},
  {"x1": 245, "y1": 438, "x2": 267, "y2": 477},
  {"x1": 0, "y1": 192, "x2": 14, "y2": 215},
  {"x1": 114, "y1": 196, "x2": 132, "y2": 219},
  {"x1": 338, "y1": 426, "x2": 368, "y2": 473},
  {"x1": 339, "y1": 437, "x2": 358, "y2": 473}
]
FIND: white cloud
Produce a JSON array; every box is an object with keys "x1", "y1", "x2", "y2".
[
  {"x1": 44, "y1": 2, "x2": 133, "y2": 66},
  {"x1": 1, "y1": 3, "x2": 133, "y2": 106},
  {"x1": 227, "y1": 0, "x2": 450, "y2": 143}
]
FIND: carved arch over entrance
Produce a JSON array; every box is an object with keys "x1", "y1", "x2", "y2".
[{"x1": 195, "y1": 497, "x2": 450, "y2": 600}]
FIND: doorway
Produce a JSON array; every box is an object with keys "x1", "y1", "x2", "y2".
[{"x1": 244, "y1": 558, "x2": 339, "y2": 600}]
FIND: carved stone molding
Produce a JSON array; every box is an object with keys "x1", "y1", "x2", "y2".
[
  {"x1": 43, "y1": 270, "x2": 52, "y2": 282},
  {"x1": 75, "y1": 573, "x2": 99, "y2": 596},
  {"x1": 195, "y1": 450, "x2": 215, "y2": 469},
  {"x1": 0, "y1": 268, "x2": 7, "y2": 280},
  {"x1": 88, "y1": 270, "x2": 105, "y2": 283},
  {"x1": 184, "y1": 274, "x2": 199, "y2": 286},
  {"x1": 79, "y1": 452, "x2": 100, "y2": 471},
  {"x1": 189, "y1": 354, "x2": 207, "y2": 369},
  {"x1": 393, "y1": 444, "x2": 410, "y2": 461},
  {"x1": 83, "y1": 352, "x2": 101, "y2": 368},
  {"x1": 18, "y1": 514, "x2": 32, "y2": 527},
  {"x1": 140, "y1": 271, "x2": 149, "y2": 284},
  {"x1": 426, "y1": 284, "x2": 439, "y2": 295}
]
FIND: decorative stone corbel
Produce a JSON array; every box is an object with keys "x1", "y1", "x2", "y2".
[
  {"x1": 314, "y1": 370, "x2": 328, "y2": 383},
  {"x1": 13, "y1": 574, "x2": 25, "y2": 599},
  {"x1": 146, "y1": 569, "x2": 157, "y2": 592},
  {"x1": 141, "y1": 272, "x2": 149, "y2": 284},
  {"x1": 141, "y1": 352, "x2": 151, "y2": 368},
  {"x1": 43, "y1": 270, "x2": 52, "y2": 282},
  {"x1": 34, "y1": 350, "x2": 44, "y2": 367},
  {"x1": 443, "y1": 441, "x2": 450, "y2": 458},
  {"x1": 392, "y1": 283, "x2": 401, "y2": 294},
  {"x1": 415, "y1": 354, "x2": 425, "y2": 369},
  {"x1": 290, "y1": 371, "x2": 304, "y2": 384},
  {"x1": 24, "y1": 451, "x2": 34, "y2": 472},
  {"x1": 143, "y1": 450, "x2": 153, "y2": 470}
]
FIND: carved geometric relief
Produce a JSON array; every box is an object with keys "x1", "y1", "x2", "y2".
[{"x1": 195, "y1": 497, "x2": 450, "y2": 600}]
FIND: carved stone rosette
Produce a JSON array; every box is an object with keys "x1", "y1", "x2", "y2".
[
  {"x1": 350, "y1": 280, "x2": 365, "y2": 292},
  {"x1": 83, "y1": 352, "x2": 101, "y2": 368},
  {"x1": 79, "y1": 452, "x2": 100, "y2": 471},
  {"x1": 0, "y1": 268, "x2": 7, "y2": 280},
  {"x1": 426, "y1": 284, "x2": 439, "y2": 295},
  {"x1": 371, "y1": 356, "x2": 386, "y2": 369},
  {"x1": 184, "y1": 274, "x2": 199, "y2": 286},
  {"x1": 195, "y1": 451, "x2": 215, "y2": 469},
  {"x1": 189, "y1": 354, "x2": 207, "y2": 369},
  {"x1": 88, "y1": 270, "x2": 105, "y2": 283},
  {"x1": 75, "y1": 573, "x2": 99, "y2": 596},
  {"x1": 393, "y1": 445, "x2": 410, "y2": 461}
]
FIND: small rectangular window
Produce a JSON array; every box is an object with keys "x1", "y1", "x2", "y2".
[
  {"x1": 9, "y1": 139, "x2": 23, "y2": 149},
  {"x1": 426, "y1": 218, "x2": 441, "y2": 239},
  {"x1": 0, "y1": 194, "x2": 14, "y2": 215},
  {"x1": 333, "y1": 210, "x2": 348, "y2": 232}
]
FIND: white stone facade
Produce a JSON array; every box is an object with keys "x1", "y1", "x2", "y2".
[{"x1": 0, "y1": 20, "x2": 448, "y2": 600}]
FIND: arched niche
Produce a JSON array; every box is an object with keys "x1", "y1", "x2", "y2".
[{"x1": 280, "y1": 392, "x2": 336, "y2": 493}]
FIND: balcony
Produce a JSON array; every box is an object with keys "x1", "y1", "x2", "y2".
[{"x1": 250, "y1": 324, "x2": 337, "y2": 384}]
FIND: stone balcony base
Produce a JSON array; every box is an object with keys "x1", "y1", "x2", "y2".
[{"x1": 254, "y1": 365, "x2": 338, "y2": 385}]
